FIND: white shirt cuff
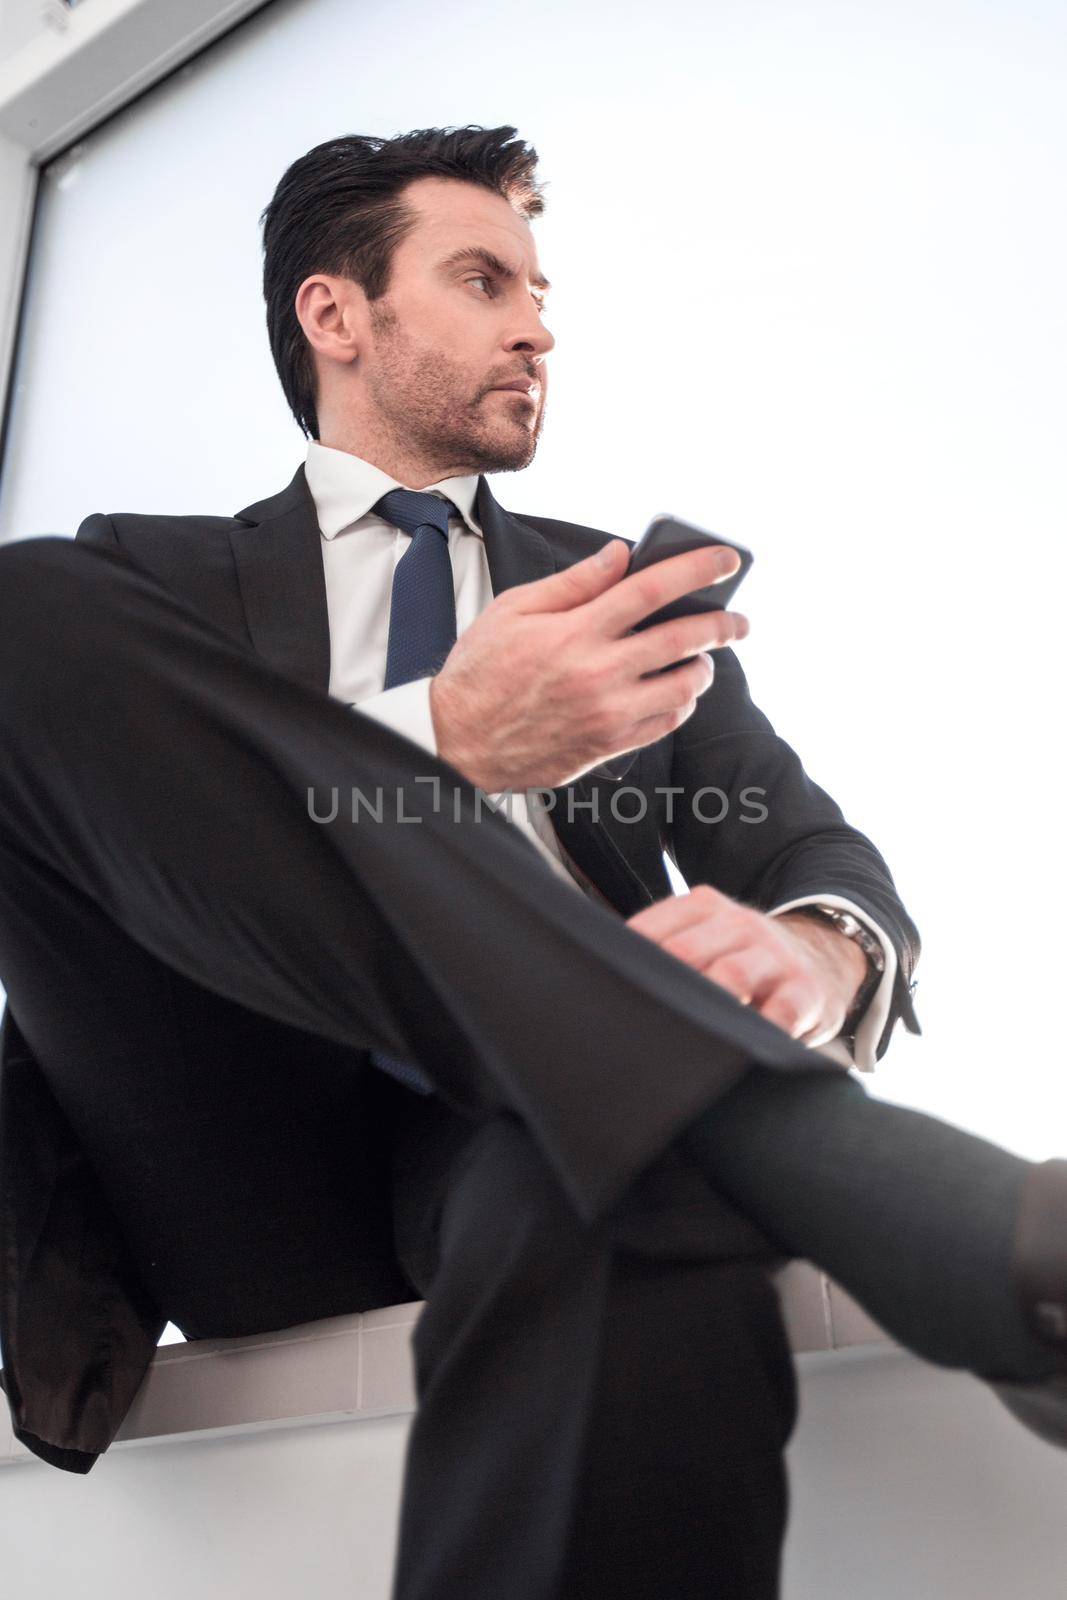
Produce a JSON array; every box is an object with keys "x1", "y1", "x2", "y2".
[
  {"x1": 351, "y1": 678, "x2": 438, "y2": 758},
  {"x1": 767, "y1": 894, "x2": 898, "y2": 1074}
]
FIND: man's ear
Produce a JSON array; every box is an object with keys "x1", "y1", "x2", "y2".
[{"x1": 294, "y1": 273, "x2": 363, "y2": 370}]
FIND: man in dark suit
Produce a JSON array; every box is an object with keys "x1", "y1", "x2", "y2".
[{"x1": 2, "y1": 124, "x2": 1066, "y2": 1600}]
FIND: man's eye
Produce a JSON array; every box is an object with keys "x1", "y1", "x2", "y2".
[{"x1": 467, "y1": 276, "x2": 547, "y2": 316}]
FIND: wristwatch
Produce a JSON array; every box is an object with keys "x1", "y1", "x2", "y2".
[{"x1": 786, "y1": 904, "x2": 885, "y2": 1036}]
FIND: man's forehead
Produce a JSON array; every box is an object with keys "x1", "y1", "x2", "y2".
[{"x1": 405, "y1": 179, "x2": 542, "y2": 270}]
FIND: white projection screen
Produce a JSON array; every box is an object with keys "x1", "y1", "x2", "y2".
[{"x1": 1, "y1": 0, "x2": 1065, "y2": 1170}]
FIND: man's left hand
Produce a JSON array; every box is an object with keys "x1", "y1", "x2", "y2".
[{"x1": 624, "y1": 884, "x2": 868, "y2": 1047}]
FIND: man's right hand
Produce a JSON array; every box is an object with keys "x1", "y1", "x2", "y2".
[{"x1": 429, "y1": 539, "x2": 749, "y2": 793}]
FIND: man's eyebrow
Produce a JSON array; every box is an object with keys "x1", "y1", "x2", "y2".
[{"x1": 438, "y1": 245, "x2": 551, "y2": 294}]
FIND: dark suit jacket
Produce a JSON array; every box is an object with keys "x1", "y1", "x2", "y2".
[{"x1": 0, "y1": 463, "x2": 920, "y2": 1472}]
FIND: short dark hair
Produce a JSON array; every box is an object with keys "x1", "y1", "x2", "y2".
[{"x1": 258, "y1": 124, "x2": 547, "y2": 440}]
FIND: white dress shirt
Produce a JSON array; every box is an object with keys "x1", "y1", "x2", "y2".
[{"x1": 304, "y1": 440, "x2": 896, "y2": 1071}]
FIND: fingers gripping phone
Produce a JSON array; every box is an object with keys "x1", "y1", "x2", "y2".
[
  {"x1": 590, "y1": 515, "x2": 754, "y2": 780},
  {"x1": 626, "y1": 513, "x2": 753, "y2": 679}
]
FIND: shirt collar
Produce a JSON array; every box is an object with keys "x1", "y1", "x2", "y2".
[{"x1": 305, "y1": 440, "x2": 483, "y2": 541}]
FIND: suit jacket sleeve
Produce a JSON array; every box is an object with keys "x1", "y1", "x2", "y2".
[{"x1": 664, "y1": 645, "x2": 921, "y2": 1061}]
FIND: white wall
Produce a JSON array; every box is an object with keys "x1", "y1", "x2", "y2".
[
  {"x1": 0, "y1": 1413, "x2": 413, "y2": 1598},
  {"x1": 785, "y1": 1349, "x2": 1067, "y2": 1598}
]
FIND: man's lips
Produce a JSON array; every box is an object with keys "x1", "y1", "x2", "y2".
[
  {"x1": 491, "y1": 386, "x2": 539, "y2": 404},
  {"x1": 492, "y1": 379, "x2": 541, "y2": 397}
]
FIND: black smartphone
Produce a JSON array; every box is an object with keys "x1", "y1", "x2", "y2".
[{"x1": 625, "y1": 514, "x2": 753, "y2": 673}]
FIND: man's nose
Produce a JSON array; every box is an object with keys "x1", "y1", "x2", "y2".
[{"x1": 507, "y1": 315, "x2": 555, "y2": 360}]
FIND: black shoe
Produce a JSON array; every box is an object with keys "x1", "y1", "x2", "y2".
[{"x1": 986, "y1": 1158, "x2": 1067, "y2": 1448}]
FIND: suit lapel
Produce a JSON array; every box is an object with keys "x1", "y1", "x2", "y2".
[
  {"x1": 229, "y1": 464, "x2": 333, "y2": 694},
  {"x1": 474, "y1": 474, "x2": 555, "y2": 593},
  {"x1": 230, "y1": 462, "x2": 653, "y2": 915}
]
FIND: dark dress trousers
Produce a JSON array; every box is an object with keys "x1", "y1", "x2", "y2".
[{"x1": 0, "y1": 464, "x2": 919, "y2": 1596}]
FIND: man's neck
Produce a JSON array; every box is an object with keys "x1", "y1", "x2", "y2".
[{"x1": 315, "y1": 434, "x2": 477, "y2": 491}]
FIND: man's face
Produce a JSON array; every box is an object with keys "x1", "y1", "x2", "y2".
[{"x1": 346, "y1": 176, "x2": 555, "y2": 477}]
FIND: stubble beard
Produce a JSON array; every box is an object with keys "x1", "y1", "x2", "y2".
[{"x1": 367, "y1": 303, "x2": 542, "y2": 476}]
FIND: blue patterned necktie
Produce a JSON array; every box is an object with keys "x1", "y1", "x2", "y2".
[
  {"x1": 377, "y1": 488, "x2": 458, "y2": 689},
  {"x1": 366, "y1": 487, "x2": 460, "y2": 1095}
]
